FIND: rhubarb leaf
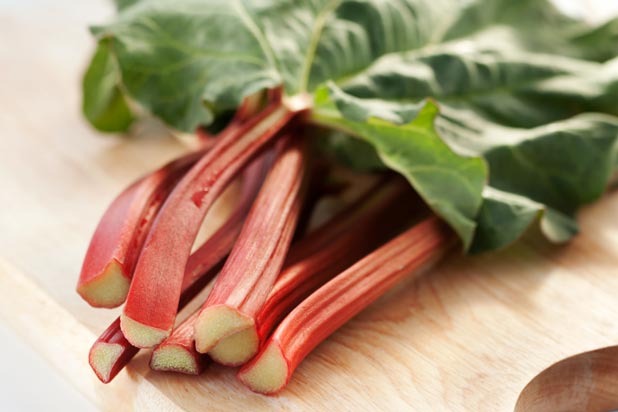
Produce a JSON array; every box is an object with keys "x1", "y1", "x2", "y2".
[
  {"x1": 470, "y1": 188, "x2": 542, "y2": 252},
  {"x1": 90, "y1": 0, "x2": 281, "y2": 132},
  {"x1": 248, "y1": 0, "x2": 456, "y2": 94},
  {"x1": 470, "y1": 114, "x2": 618, "y2": 252},
  {"x1": 319, "y1": 132, "x2": 386, "y2": 172},
  {"x1": 339, "y1": 34, "x2": 618, "y2": 129},
  {"x1": 83, "y1": 0, "x2": 618, "y2": 252},
  {"x1": 88, "y1": 0, "x2": 593, "y2": 132},
  {"x1": 114, "y1": 0, "x2": 141, "y2": 11},
  {"x1": 481, "y1": 115, "x2": 618, "y2": 215},
  {"x1": 470, "y1": 188, "x2": 580, "y2": 253},
  {"x1": 82, "y1": 39, "x2": 135, "y2": 132},
  {"x1": 313, "y1": 86, "x2": 487, "y2": 249},
  {"x1": 87, "y1": 0, "x2": 618, "y2": 132},
  {"x1": 569, "y1": 16, "x2": 618, "y2": 62},
  {"x1": 316, "y1": 84, "x2": 618, "y2": 252}
]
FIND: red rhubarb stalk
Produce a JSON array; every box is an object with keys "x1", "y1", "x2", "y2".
[
  {"x1": 156, "y1": 163, "x2": 342, "y2": 371},
  {"x1": 208, "y1": 178, "x2": 418, "y2": 366},
  {"x1": 81, "y1": 93, "x2": 265, "y2": 309},
  {"x1": 88, "y1": 318, "x2": 141, "y2": 384},
  {"x1": 149, "y1": 311, "x2": 207, "y2": 375},
  {"x1": 77, "y1": 148, "x2": 209, "y2": 308},
  {"x1": 193, "y1": 133, "x2": 309, "y2": 356},
  {"x1": 238, "y1": 217, "x2": 457, "y2": 394},
  {"x1": 88, "y1": 158, "x2": 267, "y2": 383},
  {"x1": 121, "y1": 96, "x2": 309, "y2": 348}
]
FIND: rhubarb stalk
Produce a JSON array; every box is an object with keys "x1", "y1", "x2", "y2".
[
  {"x1": 88, "y1": 157, "x2": 267, "y2": 383},
  {"x1": 149, "y1": 311, "x2": 207, "y2": 375},
  {"x1": 209, "y1": 178, "x2": 418, "y2": 366},
  {"x1": 157, "y1": 162, "x2": 344, "y2": 371},
  {"x1": 121, "y1": 96, "x2": 309, "y2": 348},
  {"x1": 193, "y1": 133, "x2": 309, "y2": 356},
  {"x1": 238, "y1": 217, "x2": 457, "y2": 394},
  {"x1": 77, "y1": 149, "x2": 207, "y2": 308},
  {"x1": 80, "y1": 93, "x2": 266, "y2": 309}
]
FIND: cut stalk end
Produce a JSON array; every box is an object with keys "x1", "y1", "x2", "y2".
[
  {"x1": 120, "y1": 314, "x2": 170, "y2": 348},
  {"x1": 77, "y1": 260, "x2": 129, "y2": 308},
  {"x1": 208, "y1": 327, "x2": 259, "y2": 366},
  {"x1": 237, "y1": 342, "x2": 289, "y2": 395},
  {"x1": 150, "y1": 345, "x2": 203, "y2": 375},
  {"x1": 89, "y1": 342, "x2": 124, "y2": 383},
  {"x1": 194, "y1": 305, "x2": 254, "y2": 353}
]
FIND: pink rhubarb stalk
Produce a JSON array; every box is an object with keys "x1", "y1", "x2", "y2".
[
  {"x1": 193, "y1": 133, "x2": 309, "y2": 357},
  {"x1": 149, "y1": 311, "x2": 207, "y2": 375},
  {"x1": 121, "y1": 96, "x2": 309, "y2": 348},
  {"x1": 208, "y1": 178, "x2": 417, "y2": 366},
  {"x1": 77, "y1": 148, "x2": 208, "y2": 308},
  {"x1": 88, "y1": 158, "x2": 267, "y2": 383},
  {"x1": 238, "y1": 216, "x2": 457, "y2": 394}
]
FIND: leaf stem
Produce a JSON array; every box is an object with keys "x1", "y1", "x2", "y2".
[
  {"x1": 233, "y1": 0, "x2": 282, "y2": 80},
  {"x1": 297, "y1": 0, "x2": 341, "y2": 93}
]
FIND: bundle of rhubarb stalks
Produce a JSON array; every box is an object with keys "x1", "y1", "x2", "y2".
[
  {"x1": 78, "y1": 91, "x2": 457, "y2": 394},
  {"x1": 79, "y1": 0, "x2": 618, "y2": 397}
]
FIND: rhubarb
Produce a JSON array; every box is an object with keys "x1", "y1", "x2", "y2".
[
  {"x1": 152, "y1": 151, "x2": 320, "y2": 371},
  {"x1": 89, "y1": 157, "x2": 267, "y2": 382},
  {"x1": 209, "y1": 178, "x2": 418, "y2": 365},
  {"x1": 157, "y1": 170, "x2": 345, "y2": 370},
  {"x1": 88, "y1": 318, "x2": 140, "y2": 384},
  {"x1": 121, "y1": 97, "x2": 309, "y2": 348},
  {"x1": 80, "y1": 1, "x2": 618, "y2": 394},
  {"x1": 81, "y1": 93, "x2": 266, "y2": 309},
  {"x1": 194, "y1": 133, "x2": 309, "y2": 356},
  {"x1": 77, "y1": 148, "x2": 209, "y2": 308},
  {"x1": 238, "y1": 217, "x2": 457, "y2": 394},
  {"x1": 150, "y1": 311, "x2": 207, "y2": 375}
]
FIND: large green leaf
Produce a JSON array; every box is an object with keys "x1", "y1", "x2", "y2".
[
  {"x1": 315, "y1": 85, "x2": 618, "y2": 252},
  {"x1": 83, "y1": 0, "x2": 618, "y2": 252},
  {"x1": 313, "y1": 29, "x2": 618, "y2": 250},
  {"x1": 91, "y1": 0, "x2": 282, "y2": 132},
  {"x1": 247, "y1": 0, "x2": 458, "y2": 93},
  {"x1": 90, "y1": 0, "x2": 593, "y2": 131},
  {"x1": 340, "y1": 33, "x2": 618, "y2": 128}
]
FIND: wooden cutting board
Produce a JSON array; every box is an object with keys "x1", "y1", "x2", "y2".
[{"x1": 2, "y1": 2, "x2": 618, "y2": 411}]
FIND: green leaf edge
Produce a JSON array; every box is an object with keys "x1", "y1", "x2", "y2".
[{"x1": 82, "y1": 38, "x2": 135, "y2": 133}]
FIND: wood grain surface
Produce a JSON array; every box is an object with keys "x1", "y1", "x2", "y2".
[{"x1": 1, "y1": 1, "x2": 618, "y2": 411}]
